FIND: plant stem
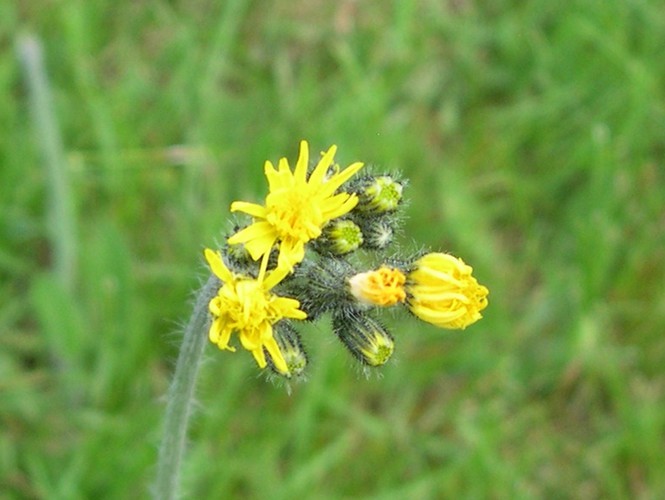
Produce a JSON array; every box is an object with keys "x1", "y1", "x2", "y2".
[{"x1": 154, "y1": 275, "x2": 217, "y2": 500}]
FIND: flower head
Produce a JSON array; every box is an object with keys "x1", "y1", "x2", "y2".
[
  {"x1": 228, "y1": 140, "x2": 364, "y2": 270},
  {"x1": 348, "y1": 266, "x2": 407, "y2": 307},
  {"x1": 204, "y1": 249, "x2": 307, "y2": 374},
  {"x1": 360, "y1": 218, "x2": 396, "y2": 250},
  {"x1": 406, "y1": 253, "x2": 488, "y2": 329}
]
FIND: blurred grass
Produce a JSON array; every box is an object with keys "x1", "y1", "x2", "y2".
[{"x1": 2, "y1": 0, "x2": 665, "y2": 498}]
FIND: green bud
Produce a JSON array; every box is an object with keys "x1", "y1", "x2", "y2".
[
  {"x1": 354, "y1": 175, "x2": 404, "y2": 214},
  {"x1": 360, "y1": 218, "x2": 395, "y2": 250},
  {"x1": 332, "y1": 310, "x2": 394, "y2": 367},
  {"x1": 266, "y1": 322, "x2": 308, "y2": 378},
  {"x1": 313, "y1": 219, "x2": 363, "y2": 256}
]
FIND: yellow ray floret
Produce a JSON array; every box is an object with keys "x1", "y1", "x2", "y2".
[
  {"x1": 204, "y1": 249, "x2": 307, "y2": 374},
  {"x1": 407, "y1": 253, "x2": 489, "y2": 329},
  {"x1": 228, "y1": 140, "x2": 364, "y2": 269}
]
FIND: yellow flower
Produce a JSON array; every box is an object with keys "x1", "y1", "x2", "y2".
[
  {"x1": 228, "y1": 140, "x2": 364, "y2": 269},
  {"x1": 407, "y1": 253, "x2": 488, "y2": 329},
  {"x1": 204, "y1": 249, "x2": 307, "y2": 374},
  {"x1": 348, "y1": 266, "x2": 407, "y2": 306}
]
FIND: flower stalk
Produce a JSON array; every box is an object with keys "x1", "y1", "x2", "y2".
[{"x1": 154, "y1": 275, "x2": 218, "y2": 500}]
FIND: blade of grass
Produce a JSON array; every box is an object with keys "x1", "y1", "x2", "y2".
[{"x1": 17, "y1": 34, "x2": 78, "y2": 293}]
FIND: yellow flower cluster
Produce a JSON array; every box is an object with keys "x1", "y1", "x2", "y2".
[
  {"x1": 203, "y1": 139, "x2": 489, "y2": 377},
  {"x1": 205, "y1": 140, "x2": 364, "y2": 375}
]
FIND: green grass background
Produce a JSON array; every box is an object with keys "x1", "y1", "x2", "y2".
[{"x1": 3, "y1": 0, "x2": 665, "y2": 498}]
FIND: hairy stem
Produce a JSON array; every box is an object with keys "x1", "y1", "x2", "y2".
[{"x1": 154, "y1": 275, "x2": 217, "y2": 500}]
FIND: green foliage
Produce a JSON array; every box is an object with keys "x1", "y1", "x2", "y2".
[{"x1": 3, "y1": 0, "x2": 665, "y2": 497}]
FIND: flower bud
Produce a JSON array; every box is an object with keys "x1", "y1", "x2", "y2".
[
  {"x1": 360, "y1": 218, "x2": 395, "y2": 250},
  {"x1": 406, "y1": 253, "x2": 489, "y2": 329},
  {"x1": 265, "y1": 322, "x2": 308, "y2": 378},
  {"x1": 348, "y1": 266, "x2": 407, "y2": 307},
  {"x1": 332, "y1": 310, "x2": 395, "y2": 366},
  {"x1": 352, "y1": 175, "x2": 404, "y2": 214},
  {"x1": 313, "y1": 219, "x2": 363, "y2": 256}
]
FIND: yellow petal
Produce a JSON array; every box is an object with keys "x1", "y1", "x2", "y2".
[
  {"x1": 228, "y1": 221, "x2": 274, "y2": 244},
  {"x1": 228, "y1": 222, "x2": 277, "y2": 260},
  {"x1": 411, "y1": 304, "x2": 467, "y2": 327},
  {"x1": 251, "y1": 347, "x2": 268, "y2": 369},
  {"x1": 220, "y1": 324, "x2": 236, "y2": 350},
  {"x1": 208, "y1": 318, "x2": 221, "y2": 343},
  {"x1": 230, "y1": 201, "x2": 267, "y2": 218},
  {"x1": 320, "y1": 193, "x2": 358, "y2": 220},
  {"x1": 294, "y1": 140, "x2": 310, "y2": 183},
  {"x1": 262, "y1": 264, "x2": 290, "y2": 290},
  {"x1": 277, "y1": 157, "x2": 291, "y2": 175},
  {"x1": 272, "y1": 297, "x2": 307, "y2": 319},
  {"x1": 319, "y1": 161, "x2": 364, "y2": 196},
  {"x1": 265, "y1": 160, "x2": 293, "y2": 191},
  {"x1": 412, "y1": 270, "x2": 464, "y2": 287},
  {"x1": 264, "y1": 160, "x2": 277, "y2": 176},
  {"x1": 413, "y1": 290, "x2": 470, "y2": 303},
  {"x1": 244, "y1": 235, "x2": 277, "y2": 261},
  {"x1": 308, "y1": 144, "x2": 337, "y2": 186},
  {"x1": 264, "y1": 336, "x2": 289, "y2": 374},
  {"x1": 208, "y1": 296, "x2": 222, "y2": 315},
  {"x1": 204, "y1": 249, "x2": 234, "y2": 282},
  {"x1": 277, "y1": 240, "x2": 305, "y2": 270}
]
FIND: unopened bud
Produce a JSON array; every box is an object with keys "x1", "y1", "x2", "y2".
[
  {"x1": 348, "y1": 266, "x2": 407, "y2": 307},
  {"x1": 266, "y1": 322, "x2": 308, "y2": 378},
  {"x1": 360, "y1": 218, "x2": 395, "y2": 250},
  {"x1": 332, "y1": 310, "x2": 395, "y2": 366},
  {"x1": 313, "y1": 219, "x2": 363, "y2": 256},
  {"x1": 353, "y1": 175, "x2": 404, "y2": 214},
  {"x1": 406, "y1": 252, "x2": 489, "y2": 329}
]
